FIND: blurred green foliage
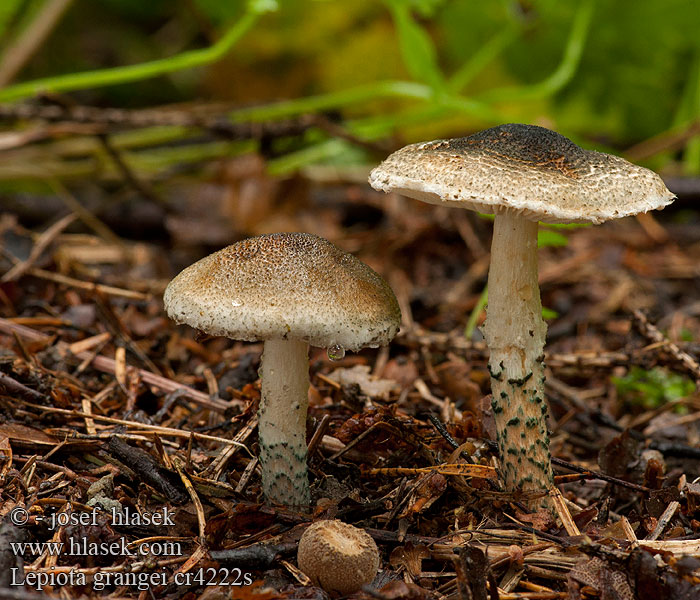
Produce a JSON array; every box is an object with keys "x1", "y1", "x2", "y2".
[
  {"x1": 612, "y1": 366, "x2": 696, "y2": 410},
  {"x1": 537, "y1": 229, "x2": 569, "y2": 248},
  {"x1": 0, "y1": 0, "x2": 697, "y2": 170},
  {"x1": 0, "y1": 0, "x2": 23, "y2": 34}
]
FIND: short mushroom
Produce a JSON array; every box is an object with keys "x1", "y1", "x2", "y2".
[
  {"x1": 164, "y1": 232, "x2": 400, "y2": 507},
  {"x1": 297, "y1": 519, "x2": 380, "y2": 595},
  {"x1": 369, "y1": 124, "x2": 675, "y2": 505}
]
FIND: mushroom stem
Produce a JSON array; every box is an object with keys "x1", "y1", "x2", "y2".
[
  {"x1": 259, "y1": 337, "x2": 311, "y2": 507},
  {"x1": 482, "y1": 213, "x2": 553, "y2": 506}
]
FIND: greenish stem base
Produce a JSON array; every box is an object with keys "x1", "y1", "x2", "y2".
[{"x1": 482, "y1": 213, "x2": 553, "y2": 509}]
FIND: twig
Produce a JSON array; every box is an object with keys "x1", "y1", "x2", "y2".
[
  {"x1": 366, "y1": 464, "x2": 496, "y2": 479},
  {"x1": 545, "y1": 376, "x2": 590, "y2": 411},
  {"x1": 233, "y1": 458, "x2": 258, "y2": 495},
  {"x1": 93, "y1": 292, "x2": 162, "y2": 375},
  {"x1": 625, "y1": 120, "x2": 700, "y2": 162},
  {"x1": 0, "y1": 101, "x2": 389, "y2": 163},
  {"x1": 203, "y1": 415, "x2": 257, "y2": 480},
  {"x1": 494, "y1": 593, "x2": 567, "y2": 599},
  {"x1": 397, "y1": 326, "x2": 633, "y2": 369},
  {"x1": 428, "y1": 414, "x2": 510, "y2": 497},
  {"x1": 175, "y1": 461, "x2": 206, "y2": 539},
  {"x1": 9, "y1": 397, "x2": 251, "y2": 451},
  {"x1": 644, "y1": 500, "x2": 680, "y2": 541},
  {"x1": 550, "y1": 457, "x2": 650, "y2": 494},
  {"x1": 107, "y1": 437, "x2": 188, "y2": 503},
  {"x1": 50, "y1": 178, "x2": 123, "y2": 246},
  {"x1": 620, "y1": 516, "x2": 639, "y2": 546},
  {"x1": 0, "y1": 0, "x2": 74, "y2": 87},
  {"x1": 0, "y1": 372, "x2": 45, "y2": 402},
  {"x1": 25, "y1": 267, "x2": 151, "y2": 300},
  {"x1": 0, "y1": 102, "x2": 315, "y2": 135},
  {"x1": 328, "y1": 421, "x2": 404, "y2": 461},
  {"x1": 0, "y1": 318, "x2": 229, "y2": 410},
  {"x1": 97, "y1": 133, "x2": 161, "y2": 203},
  {"x1": 633, "y1": 309, "x2": 700, "y2": 382},
  {"x1": 439, "y1": 430, "x2": 649, "y2": 495},
  {"x1": 1, "y1": 212, "x2": 77, "y2": 282},
  {"x1": 209, "y1": 543, "x2": 296, "y2": 568},
  {"x1": 306, "y1": 414, "x2": 331, "y2": 458},
  {"x1": 549, "y1": 488, "x2": 580, "y2": 536}
]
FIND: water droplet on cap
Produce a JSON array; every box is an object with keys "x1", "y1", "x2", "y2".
[
  {"x1": 231, "y1": 299, "x2": 242, "y2": 307},
  {"x1": 327, "y1": 344, "x2": 345, "y2": 361}
]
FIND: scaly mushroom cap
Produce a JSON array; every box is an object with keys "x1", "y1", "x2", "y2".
[
  {"x1": 163, "y1": 232, "x2": 400, "y2": 352},
  {"x1": 369, "y1": 123, "x2": 675, "y2": 224},
  {"x1": 297, "y1": 519, "x2": 380, "y2": 595}
]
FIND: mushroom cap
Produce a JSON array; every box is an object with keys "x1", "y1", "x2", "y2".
[
  {"x1": 163, "y1": 232, "x2": 400, "y2": 352},
  {"x1": 369, "y1": 123, "x2": 675, "y2": 224},
  {"x1": 297, "y1": 519, "x2": 380, "y2": 595}
]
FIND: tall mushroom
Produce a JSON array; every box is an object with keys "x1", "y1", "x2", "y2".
[
  {"x1": 369, "y1": 124, "x2": 675, "y2": 504},
  {"x1": 164, "y1": 232, "x2": 400, "y2": 507}
]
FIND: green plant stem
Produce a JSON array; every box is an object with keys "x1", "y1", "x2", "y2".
[
  {"x1": 478, "y1": 0, "x2": 596, "y2": 103},
  {"x1": 349, "y1": 104, "x2": 450, "y2": 139},
  {"x1": 231, "y1": 80, "x2": 433, "y2": 121},
  {"x1": 0, "y1": 10, "x2": 261, "y2": 102},
  {"x1": 230, "y1": 80, "x2": 499, "y2": 123},
  {"x1": 448, "y1": 26, "x2": 519, "y2": 93},
  {"x1": 266, "y1": 139, "x2": 348, "y2": 175},
  {"x1": 464, "y1": 286, "x2": 488, "y2": 339}
]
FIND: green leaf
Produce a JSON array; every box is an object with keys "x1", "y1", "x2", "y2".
[
  {"x1": 384, "y1": 0, "x2": 446, "y2": 91},
  {"x1": 541, "y1": 307, "x2": 559, "y2": 320}
]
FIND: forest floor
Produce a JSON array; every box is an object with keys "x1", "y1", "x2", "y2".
[{"x1": 1, "y1": 141, "x2": 700, "y2": 600}]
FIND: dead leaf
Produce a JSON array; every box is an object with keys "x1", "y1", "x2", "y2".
[
  {"x1": 515, "y1": 508, "x2": 556, "y2": 531},
  {"x1": 398, "y1": 472, "x2": 448, "y2": 518},
  {"x1": 377, "y1": 580, "x2": 432, "y2": 599},
  {"x1": 0, "y1": 423, "x2": 58, "y2": 445},
  {"x1": 568, "y1": 557, "x2": 634, "y2": 600},
  {"x1": 598, "y1": 430, "x2": 640, "y2": 479},
  {"x1": 381, "y1": 357, "x2": 419, "y2": 388},
  {"x1": 327, "y1": 365, "x2": 398, "y2": 399}
]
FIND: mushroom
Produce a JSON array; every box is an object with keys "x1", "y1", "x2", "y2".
[
  {"x1": 369, "y1": 124, "x2": 675, "y2": 505},
  {"x1": 297, "y1": 519, "x2": 380, "y2": 595},
  {"x1": 163, "y1": 232, "x2": 400, "y2": 507}
]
